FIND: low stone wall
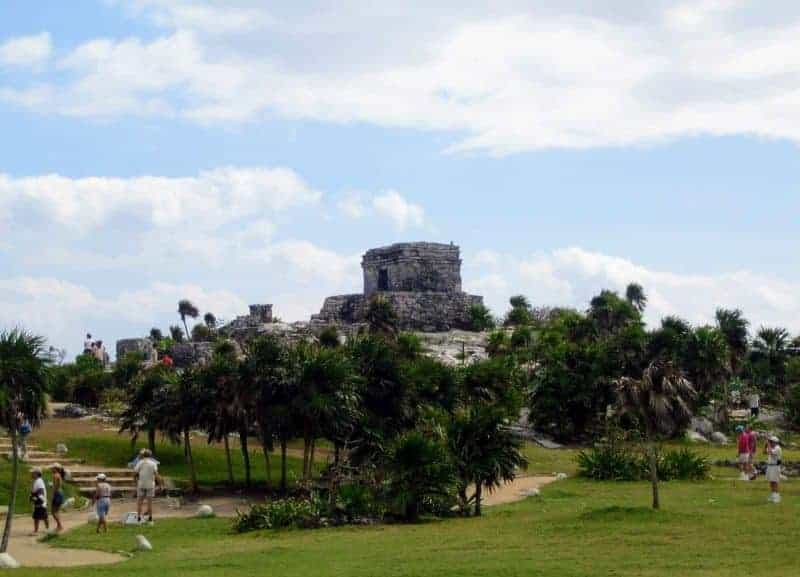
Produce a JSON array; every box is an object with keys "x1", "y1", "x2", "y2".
[
  {"x1": 171, "y1": 342, "x2": 215, "y2": 368},
  {"x1": 312, "y1": 291, "x2": 483, "y2": 332}
]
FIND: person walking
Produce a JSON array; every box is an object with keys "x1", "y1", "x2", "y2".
[
  {"x1": 765, "y1": 436, "x2": 782, "y2": 503},
  {"x1": 18, "y1": 418, "x2": 31, "y2": 461},
  {"x1": 747, "y1": 426, "x2": 759, "y2": 480},
  {"x1": 50, "y1": 463, "x2": 65, "y2": 532},
  {"x1": 134, "y1": 449, "x2": 159, "y2": 523},
  {"x1": 94, "y1": 473, "x2": 112, "y2": 533},
  {"x1": 83, "y1": 333, "x2": 93, "y2": 355},
  {"x1": 30, "y1": 468, "x2": 49, "y2": 534}
]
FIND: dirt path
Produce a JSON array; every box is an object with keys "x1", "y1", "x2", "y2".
[
  {"x1": 481, "y1": 475, "x2": 556, "y2": 507},
  {"x1": 5, "y1": 495, "x2": 246, "y2": 568}
]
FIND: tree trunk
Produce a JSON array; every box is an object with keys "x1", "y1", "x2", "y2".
[
  {"x1": 474, "y1": 480, "x2": 483, "y2": 517},
  {"x1": 240, "y1": 428, "x2": 251, "y2": 488},
  {"x1": 148, "y1": 427, "x2": 156, "y2": 455},
  {"x1": 223, "y1": 435, "x2": 234, "y2": 485},
  {"x1": 182, "y1": 318, "x2": 190, "y2": 342},
  {"x1": 0, "y1": 427, "x2": 19, "y2": 552},
  {"x1": 649, "y1": 445, "x2": 660, "y2": 510},
  {"x1": 309, "y1": 437, "x2": 316, "y2": 479},
  {"x1": 184, "y1": 428, "x2": 198, "y2": 494},
  {"x1": 334, "y1": 444, "x2": 340, "y2": 468},
  {"x1": 302, "y1": 419, "x2": 312, "y2": 481},
  {"x1": 280, "y1": 437, "x2": 288, "y2": 494},
  {"x1": 262, "y1": 441, "x2": 272, "y2": 489}
]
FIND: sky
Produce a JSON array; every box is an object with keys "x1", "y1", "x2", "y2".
[{"x1": 1, "y1": 0, "x2": 800, "y2": 359}]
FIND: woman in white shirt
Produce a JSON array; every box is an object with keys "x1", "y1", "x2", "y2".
[{"x1": 765, "y1": 436, "x2": 782, "y2": 503}]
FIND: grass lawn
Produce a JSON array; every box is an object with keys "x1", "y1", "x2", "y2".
[{"x1": 25, "y1": 475, "x2": 799, "y2": 577}]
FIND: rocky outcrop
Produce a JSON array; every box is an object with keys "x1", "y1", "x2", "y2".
[
  {"x1": 116, "y1": 338, "x2": 156, "y2": 362},
  {"x1": 170, "y1": 342, "x2": 214, "y2": 368}
]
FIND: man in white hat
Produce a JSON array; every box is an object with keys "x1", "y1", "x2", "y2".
[{"x1": 765, "y1": 436, "x2": 782, "y2": 503}]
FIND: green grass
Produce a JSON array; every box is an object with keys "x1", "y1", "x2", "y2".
[
  {"x1": 23, "y1": 476, "x2": 799, "y2": 577},
  {"x1": 59, "y1": 435, "x2": 318, "y2": 488}
]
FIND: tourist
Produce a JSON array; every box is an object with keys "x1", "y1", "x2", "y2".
[
  {"x1": 765, "y1": 435, "x2": 782, "y2": 503},
  {"x1": 747, "y1": 426, "x2": 759, "y2": 480},
  {"x1": 30, "y1": 468, "x2": 49, "y2": 534},
  {"x1": 83, "y1": 333, "x2": 93, "y2": 355},
  {"x1": 749, "y1": 391, "x2": 760, "y2": 419},
  {"x1": 94, "y1": 473, "x2": 112, "y2": 533},
  {"x1": 17, "y1": 417, "x2": 31, "y2": 461},
  {"x1": 50, "y1": 463, "x2": 65, "y2": 532},
  {"x1": 736, "y1": 426, "x2": 750, "y2": 481},
  {"x1": 134, "y1": 449, "x2": 159, "y2": 523}
]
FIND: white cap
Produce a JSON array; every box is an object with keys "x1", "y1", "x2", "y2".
[
  {"x1": 96, "y1": 473, "x2": 107, "y2": 481},
  {"x1": 769, "y1": 435, "x2": 780, "y2": 444}
]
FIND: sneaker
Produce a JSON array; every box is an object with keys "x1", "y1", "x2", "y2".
[{"x1": 774, "y1": 494, "x2": 781, "y2": 504}]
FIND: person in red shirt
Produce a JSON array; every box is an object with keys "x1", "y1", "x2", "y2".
[{"x1": 736, "y1": 426, "x2": 751, "y2": 481}]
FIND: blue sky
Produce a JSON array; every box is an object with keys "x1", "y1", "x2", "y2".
[{"x1": 1, "y1": 1, "x2": 800, "y2": 358}]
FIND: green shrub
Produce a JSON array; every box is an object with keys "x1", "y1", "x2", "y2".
[
  {"x1": 785, "y1": 383, "x2": 800, "y2": 429},
  {"x1": 468, "y1": 304, "x2": 495, "y2": 331},
  {"x1": 334, "y1": 483, "x2": 383, "y2": 520},
  {"x1": 578, "y1": 445, "x2": 709, "y2": 482},
  {"x1": 232, "y1": 495, "x2": 323, "y2": 533},
  {"x1": 658, "y1": 448, "x2": 709, "y2": 481}
]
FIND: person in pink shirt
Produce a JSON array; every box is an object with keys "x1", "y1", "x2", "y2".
[{"x1": 736, "y1": 426, "x2": 751, "y2": 481}]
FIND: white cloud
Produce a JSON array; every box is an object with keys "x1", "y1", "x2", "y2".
[
  {"x1": 372, "y1": 191, "x2": 425, "y2": 231},
  {"x1": 337, "y1": 192, "x2": 367, "y2": 219},
  {"x1": 0, "y1": 167, "x2": 320, "y2": 231},
  {"x1": 463, "y1": 246, "x2": 800, "y2": 332},
  {"x1": 9, "y1": 3, "x2": 800, "y2": 152},
  {"x1": 0, "y1": 33, "x2": 52, "y2": 68},
  {"x1": 248, "y1": 240, "x2": 361, "y2": 286}
]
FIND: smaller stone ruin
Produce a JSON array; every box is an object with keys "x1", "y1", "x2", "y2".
[{"x1": 116, "y1": 338, "x2": 157, "y2": 363}]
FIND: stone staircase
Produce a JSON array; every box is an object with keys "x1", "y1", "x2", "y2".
[{"x1": 0, "y1": 437, "x2": 138, "y2": 498}]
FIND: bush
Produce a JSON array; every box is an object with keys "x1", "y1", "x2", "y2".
[
  {"x1": 578, "y1": 444, "x2": 709, "y2": 482},
  {"x1": 785, "y1": 383, "x2": 800, "y2": 429},
  {"x1": 232, "y1": 495, "x2": 323, "y2": 533},
  {"x1": 334, "y1": 483, "x2": 383, "y2": 521},
  {"x1": 318, "y1": 326, "x2": 340, "y2": 348},
  {"x1": 98, "y1": 388, "x2": 127, "y2": 418},
  {"x1": 468, "y1": 304, "x2": 495, "y2": 331}
]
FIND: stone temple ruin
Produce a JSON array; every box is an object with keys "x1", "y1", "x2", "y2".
[{"x1": 312, "y1": 242, "x2": 484, "y2": 332}]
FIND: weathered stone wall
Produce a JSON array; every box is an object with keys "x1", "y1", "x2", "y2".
[
  {"x1": 170, "y1": 342, "x2": 214, "y2": 368},
  {"x1": 312, "y1": 292, "x2": 483, "y2": 332},
  {"x1": 248, "y1": 304, "x2": 273, "y2": 323},
  {"x1": 116, "y1": 338, "x2": 156, "y2": 363},
  {"x1": 363, "y1": 242, "x2": 462, "y2": 296}
]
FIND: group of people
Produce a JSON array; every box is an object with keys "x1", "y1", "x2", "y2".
[
  {"x1": 83, "y1": 333, "x2": 109, "y2": 366},
  {"x1": 28, "y1": 448, "x2": 161, "y2": 535},
  {"x1": 736, "y1": 425, "x2": 783, "y2": 503}
]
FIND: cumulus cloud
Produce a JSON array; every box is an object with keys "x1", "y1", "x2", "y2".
[
  {"x1": 372, "y1": 191, "x2": 425, "y2": 231},
  {"x1": 463, "y1": 246, "x2": 800, "y2": 332},
  {"x1": 336, "y1": 192, "x2": 367, "y2": 219},
  {"x1": 0, "y1": 32, "x2": 52, "y2": 68},
  {"x1": 0, "y1": 167, "x2": 320, "y2": 231},
  {"x1": 8, "y1": 3, "x2": 800, "y2": 152}
]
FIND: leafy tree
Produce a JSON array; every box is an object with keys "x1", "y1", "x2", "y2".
[
  {"x1": 468, "y1": 303, "x2": 495, "y2": 331},
  {"x1": 447, "y1": 400, "x2": 528, "y2": 516},
  {"x1": 0, "y1": 330, "x2": 50, "y2": 553},
  {"x1": 625, "y1": 283, "x2": 647, "y2": 313},
  {"x1": 149, "y1": 328, "x2": 163, "y2": 342},
  {"x1": 615, "y1": 361, "x2": 695, "y2": 510},
  {"x1": 715, "y1": 308, "x2": 749, "y2": 376},
  {"x1": 588, "y1": 290, "x2": 641, "y2": 335},
  {"x1": 69, "y1": 353, "x2": 111, "y2": 406},
  {"x1": 204, "y1": 312, "x2": 217, "y2": 330},
  {"x1": 112, "y1": 352, "x2": 144, "y2": 390},
  {"x1": 178, "y1": 299, "x2": 200, "y2": 342},
  {"x1": 169, "y1": 325, "x2": 185, "y2": 343},
  {"x1": 648, "y1": 316, "x2": 691, "y2": 363},
  {"x1": 318, "y1": 326, "x2": 340, "y2": 349},
  {"x1": 504, "y1": 295, "x2": 532, "y2": 327},
  {"x1": 751, "y1": 326, "x2": 791, "y2": 398},
  {"x1": 683, "y1": 326, "x2": 730, "y2": 410},
  {"x1": 509, "y1": 295, "x2": 530, "y2": 309},
  {"x1": 386, "y1": 431, "x2": 455, "y2": 522},
  {"x1": 486, "y1": 330, "x2": 510, "y2": 358},
  {"x1": 191, "y1": 323, "x2": 212, "y2": 342},
  {"x1": 120, "y1": 363, "x2": 174, "y2": 454}
]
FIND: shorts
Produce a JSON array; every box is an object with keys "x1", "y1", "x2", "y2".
[
  {"x1": 738, "y1": 453, "x2": 750, "y2": 464},
  {"x1": 96, "y1": 498, "x2": 110, "y2": 519},
  {"x1": 766, "y1": 465, "x2": 781, "y2": 483},
  {"x1": 52, "y1": 491, "x2": 65, "y2": 511},
  {"x1": 137, "y1": 487, "x2": 155, "y2": 498},
  {"x1": 32, "y1": 506, "x2": 48, "y2": 521},
  {"x1": 751, "y1": 407, "x2": 760, "y2": 418}
]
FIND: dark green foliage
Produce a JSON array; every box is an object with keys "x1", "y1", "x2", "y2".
[
  {"x1": 149, "y1": 327, "x2": 163, "y2": 342},
  {"x1": 625, "y1": 283, "x2": 647, "y2": 313},
  {"x1": 784, "y1": 382, "x2": 800, "y2": 429},
  {"x1": 190, "y1": 323, "x2": 212, "y2": 342},
  {"x1": 588, "y1": 290, "x2": 641, "y2": 335},
  {"x1": 50, "y1": 353, "x2": 111, "y2": 406},
  {"x1": 204, "y1": 312, "x2": 217, "y2": 329},
  {"x1": 385, "y1": 431, "x2": 456, "y2": 522},
  {"x1": 467, "y1": 303, "x2": 495, "y2": 331},
  {"x1": 659, "y1": 448, "x2": 709, "y2": 481},
  {"x1": 178, "y1": 299, "x2": 200, "y2": 342},
  {"x1": 169, "y1": 325, "x2": 185, "y2": 343},
  {"x1": 396, "y1": 332, "x2": 424, "y2": 360},
  {"x1": 318, "y1": 326, "x2": 340, "y2": 348},
  {"x1": 578, "y1": 446, "x2": 708, "y2": 482},
  {"x1": 232, "y1": 495, "x2": 323, "y2": 532},
  {"x1": 366, "y1": 295, "x2": 398, "y2": 336}
]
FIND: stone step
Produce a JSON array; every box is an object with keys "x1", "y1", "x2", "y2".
[
  {"x1": 78, "y1": 485, "x2": 137, "y2": 497},
  {"x1": 23, "y1": 457, "x2": 82, "y2": 466},
  {"x1": 71, "y1": 476, "x2": 136, "y2": 486},
  {"x1": 11, "y1": 451, "x2": 61, "y2": 459}
]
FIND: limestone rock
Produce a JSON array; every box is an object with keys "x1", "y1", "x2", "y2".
[
  {"x1": 691, "y1": 417, "x2": 714, "y2": 437},
  {"x1": 0, "y1": 553, "x2": 20, "y2": 568},
  {"x1": 196, "y1": 504, "x2": 214, "y2": 518},
  {"x1": 686, "y1": 430, "x2": 709, "y2": 443},
  {"x1": 711, "y1": 431, "x2": 729, "y2": 445},
  {"x1": 136, "y1": 535, "x2": 153, "y2": 551},
  {"x1": 521, "y1": 488, "x2": 540, "y2": 497},
  {"x1": 55, "y1": 443, "x2": 68, "y2": 454},
  {"x1": 556, "y1": 473, "x2": 568, "y2": 481}
]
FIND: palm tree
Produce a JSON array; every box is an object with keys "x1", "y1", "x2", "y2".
[
  {"x1": 447, "y1": 404, "x2": 528, "y2": 516},
  {"x1": 615, "y1": 361, "x2": 695, "y2": 510},
  {"x1": 0, "y1": 330, "x2": 50, "y2": 553},
  {"x1": 588, "y1": 290, "x2": 640, "y2": 335},
  {"x1": 169, "y1": 325, "x2": 185, "y2": 343},
  {"x1": 178, "y1": 300, "x2": 200, "y2": 342},
  {"x1": 119, "y1": 363, "x2": 172, "y2": 454},
  {"x1": 752, "y1": 327, "x2": 790, "y2": 395},
  {"x1": 202, "y1": 342, "x2": 241, "y2": 485},
  {"x1": 149, "y1": 328, "x2": 163, "y2": 342},
  {"x1": 625, "y1": 283, "x2": 648, "y2": 313},
  {"x1": 204, "y1": 312, "x2": 217, "y2": 330},
  {"x1": 715, "y1": 308, "x2": 749, "y2": 376}
]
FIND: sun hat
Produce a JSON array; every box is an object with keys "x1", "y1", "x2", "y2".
[
  {"x1": 30, "y1": 467, "x2": 42, "y2": 475},
  {"x1": 768, "y1": 435, "x2": 780, "y2": 444},
  {"x1": 96, "y1": 473, "x2": 107, "y2": 481},
  {"x1": 50, "y1": 462, "x2": 62, "y2": 470}
]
